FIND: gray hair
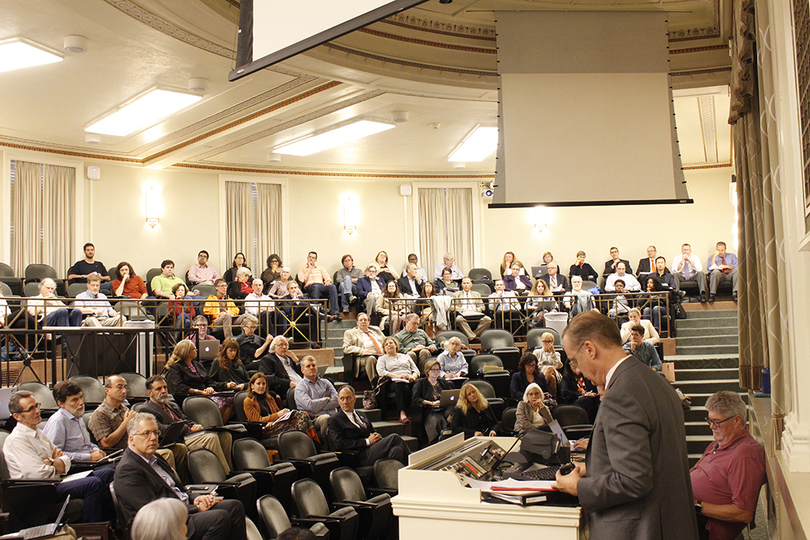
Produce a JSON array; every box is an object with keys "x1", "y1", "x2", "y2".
[
  {"x1": 705, "y1": 391, "x2": 747, "y2": 421},
  {"x1": 39, "y1": 277, "x2": 56, "y2": 290},
  {"x1": 270, "y1": 335, "x2": 289, "y2": 352},
  {"x1": 252, "y1": 278, "x2": 263, "y2": 286},
  {"x1": 447, "y1": 336, "x2": 462, "y2": 348},
  {"x1": 127, "y1": 412, "x2": 158, "y2": 438},
  {"x1": 8, "y1": 390, "x2": 34, "y2": 415},
  {"x1": 131, "y1": 498, "x2": 188, "y2": 540},
  {"x1": 236, "y1": 267, "x2": 252, "y2": 279},
  {"x1": 405, "y1": 313, "x2": 420, "y2": 323},
  {"x1": 407, "y1": 263, "x2": 417, "y2": 271},
  {"x1": 242, "y1": 314, "x2": 259, "y2": 325}
]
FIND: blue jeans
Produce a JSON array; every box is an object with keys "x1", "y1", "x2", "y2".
[
  {"x1": 45, "y1": 308, "x2": 82, "y2": 326},
  {"x1": 339, "y1": 275, "x2": 357, "y2": 309},
  {"x1": 304, "y1": 283, "x2": 339, "y2": 315}
]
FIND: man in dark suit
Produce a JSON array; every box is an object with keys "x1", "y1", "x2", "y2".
[
  {"x1": 328, "y1": 386, "x2": 410, "y2": 466},
  {"x1": 397, "y1": 264, "x2": 423, "y2": 297},
  {"x1": 553, "y1": 312, "x2": 698, "y2": 540},
  {"x1": 114, "y1": 412, "x2": 246, "y2": 540},
  {"x1": 636, "y1": 245, "x2": 658, "y2": 282},
  {"x1": 602, "y1": 246, "x2": 633, "y2": 277},
  {"x1": 541, "y1": 263, "x2": 569, "y2": 294}
]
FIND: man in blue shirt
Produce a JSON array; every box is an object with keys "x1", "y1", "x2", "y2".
[
  {"x1": 622, "y1": 325, "x2": 663, "y2": 373},
  {"x1": 294, "y1": 355, "x2": 339, "y2": 439},
  {"x1": 43, "y1": 380, "x2": 107, "y2": 463},
  {"x1": 707, "y1": 241, "x2": 739, "y2": 302}
]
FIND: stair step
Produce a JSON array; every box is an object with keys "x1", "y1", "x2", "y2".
[
  {"x1": 682, "y1": 309, "x2": 738, "y2": 319},
  {"x1": 686, "y1": 434, "x2": 714, "y2": 455},
  {"x1": 677, "y1": 317, "x2": 738, "y2": 329},
  {"x1": 677, "y1": 335, "x2": 738, "y2": 346},
  {"x1": 671, "y1": 357, "x2": 740, "y2": 369},
  {"x1": 403, "y1": 435, "x2": 419, "y2": 452},
  {"x1": 373, "y1": 421, "x2": 406, "y2": 438},
  {"x1": 684, "y1": 421, "x2": 714, "y2": 436},
  {"x1": 674, "y1": 379, "x2": 743, "y2": 393},
  {"x1": 676, "y1": 326, "x2": 739, "y2": 337},
  {"x1": 676, "y1": 344, "x2": 739, "y2": 355},
  {"x1": 675, "y1": 368, "x2": 739, "y2": 381},
  {"x1": 679, "y1": 392, "x2": 748, "y2": 407}
]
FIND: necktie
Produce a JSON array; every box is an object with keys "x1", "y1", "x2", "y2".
[
  {"x1": 684, "y1": 260, "x2": 691, "y2": 281},
  {"x1": 365, "y1": 331, "x2": 382, "y2": 355},
  {"x1": 721, "y1": 256, "x2": 729, "y2": 274}
]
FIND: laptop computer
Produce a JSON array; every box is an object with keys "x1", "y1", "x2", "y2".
[
  {"x1": 439, "y1": 389, "x2": 461, "y2": 408},
  {"x1": 15, "y1": 495, "x2": 70, "y2": 540},
  {"x1": 0, "y1": 386, "x2": 19, "y2": 419},
  {"x1": 159, "y1": 421, "x2": 187, "y2": 447},
  {"x1": 198, "y1": 342, "x2": 219, "y2": 361}
]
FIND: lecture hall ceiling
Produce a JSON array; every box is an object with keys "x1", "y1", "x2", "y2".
[{"x1": 0, "y1": 0, "x2": 733, "y2": 176}]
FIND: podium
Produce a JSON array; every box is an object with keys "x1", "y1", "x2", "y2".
[{"x1": 393, "y1": 434, "x2": 584, "y2": 540}]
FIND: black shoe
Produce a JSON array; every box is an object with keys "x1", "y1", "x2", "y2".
[
  {"x1": 700, "y1": 294, "x2": 708, "y2": 303},
  {"x1": 708, "y1": 294, "x2": 716, "y2": 303},
  {"x1": 732, "y1": 292, "x2": 738, "y2": 302}
]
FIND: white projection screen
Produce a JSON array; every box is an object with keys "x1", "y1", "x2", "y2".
[
  {"x1": 492, "y1": 11, "x2": 691, "y2": 207},
  {"x1": 231, "y1": 0, "x2": 427, "y2": 80}
]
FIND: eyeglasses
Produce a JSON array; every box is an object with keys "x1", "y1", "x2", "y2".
[
  {"x1": 542, "y1": 339, "x2": 554, "y2": 343},
  {"x1": 568, "y1": 343, "x2": 586, "y2": 368},
  {"x1": 429, "y1": 367, "x2": 441, "y2": 372},
  {"x1": 20, "y1": 403, "x2": 41, "y2": 414},
  {"x1": 135, "y1": 430, "x2": 160, "y2": 439},
  {"x1": 705, "y1": 416, "x2": 736, "y2": 428}
]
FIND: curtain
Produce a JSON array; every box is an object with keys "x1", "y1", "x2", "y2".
[
  {"x1": 418, "y1": 187, "x2": 474, "y2": 276},
  {"x1": 418, "y1": 188, "x2": 447, "y2": 276},
  {"x1": 225, "y1": 181, "x2": 253, "y2": 269},
  {"x1": 445, "y1": 188, "x2": 474, "y2": 274},
  {"x1": 255, "y1": 183, "x2": 283, "y2": 272},
  {"x1": 10, "y1": 160, "x2": 75, "y2": 276}
]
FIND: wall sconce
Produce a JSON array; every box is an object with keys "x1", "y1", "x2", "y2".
[
  {"x1": 343, "y1": 198, "x2": 357, "y2": 235},
  {"x1": 145, "y1": 186, "x2": 161, "y2": 228},
  {"x1": 533, "y1": 207, "x2": 548, "y2": 233}
]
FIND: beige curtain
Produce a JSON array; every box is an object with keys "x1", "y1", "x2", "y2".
[
  {"x1": 10, "y1": 160, "x2": 75, "y2": 276},
  {"x1": 255, "y1": 183, "x2": 283, "y2": 272},
  {"x1": 418, "y1": 187, "x2": 474, "y2": 276},
  {"x1": 225, "y1": 181, "x2": 253, "y2": 269}
]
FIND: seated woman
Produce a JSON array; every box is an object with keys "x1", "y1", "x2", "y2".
[
  {"x1": 450, "y1": 382, "x2": 499, "y2": 438},
  {"x1": 27, "y1": 278, "x2": 83, "y2": 327},
  {"x1": 260, "y1": 254, "x2": 282, "y2": 293},
  {"x1": 203, "y1": 278, "x2": 246, "y2": 339},
  {"x1": 525, "y1": 279, "x2": 556, "y2": 327},
  {"x1": 531, "y1": 332, "x2": 563, "y2": 398},
  {"x1": 638, "y1": 277, "x2": 668, "y2": 333},
  {"x1": 514, "y1": 383, "x2": 554, "y2": 434},
  {"x1": 510, "y1": 353, "x2": 550, "y2": 401},
  {"x1": 619, "y1": 307, "x2": 660, "y2": 345},
  {"x1": 414, "y1": 280, "x2": 437, "y2": 328},
  {"x1": 185, "y1": 314, "x2": 218, "y2": 343},
  {"x1": 437, "y1": 336, "x2": 468, "y2": 379},
  {"x1": 374, "y1": 251, "x2": 398, "y2": 283},
  {"x1": 164, "y1": 340, "x2": 238, "y2": 422},
  {"x1": 242, "y1": 372, "x2": 319, "y2": 445},
  {"x1": 411, "y1": 359, "x2": 453, "y2": 445},
  {"x1": 434, "y1": 266, "x2": 460, "y2": 295},
  {"x1": 228, "y1": 267, "x2": 253, "y2": 300},
  {"x1": 504, "y1": 263, "x2": 532, "y2": 295},
  {"x1": 568, "y1": 250, "x2": 598, "y2": 283},
  {"x1": 168, "y1": 282, "x2": 195, "y2": 328},
  {"x1": 500, "y1": 251, "x2": 526, "y2": 278},
  {"x1": 223, "y1": 252, "x2": 251, "y2": 283},
  {"x1": 112, "y1": 261, "x2": 147, "y2": 299},
  {"x1": 376, "y1": 337, "x2": 420, "y2": 423},
  {"x1": 560, "y1": 361, "x2": 600, "y2": 423},
  {"x1": 376, "y1": 280, "x2": 406, "y2": 335},
  {"x1": 208, "y1": 338, "x2": 249, "y2": 392},
  {"x1": 267, "y1": 267, "x2": 293, "y2": 299}
]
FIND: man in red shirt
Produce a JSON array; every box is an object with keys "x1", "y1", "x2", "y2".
[{"x1": 691, "y1": 391, "x2": 766, "y2": 540}]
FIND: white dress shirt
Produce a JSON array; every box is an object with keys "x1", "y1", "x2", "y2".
[{"x1": 4, "y1": 423, "x2": 71, "y2": 479}]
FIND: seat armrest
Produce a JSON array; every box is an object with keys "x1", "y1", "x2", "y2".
[
  {"x1": 367, "y1": 487, "x2": 397, "y2": 497},
  {"x1": 333, "y1": 500, "x2": 378, "y2": 509}
]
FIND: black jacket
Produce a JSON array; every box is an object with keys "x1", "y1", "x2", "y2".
[{"x1": 139, "y1": 399, "x2": 194, "y2": 442}]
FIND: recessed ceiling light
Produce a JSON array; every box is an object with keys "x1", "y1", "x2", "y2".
[
  {"x1": 0, "y1": 38, "x2": 62, "y2": 73},
  {"x1": 85, "y1": 134, "x2": 102, "y2": 144},
  {"x1": 188, "y1": 78, "x2": 209, "y2": 93},
  {"x1": 85, "y1": 87, "x2": 202, "y2": 137},
  {"x1": 448, "y1": 125, "x2": 498, "y2": 162},
  {"x1": 63, "y1": 35, "x2": 88, "y2": 54},
  {"x1": 274, "y1": 119, "x2": 396, "y2": 156}
]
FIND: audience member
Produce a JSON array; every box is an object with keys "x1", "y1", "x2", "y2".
[
  {"x1": 401, "y1": 253, "x2": 429, "y2": 282},
  {"x1": 620, "y1": 308, "x2": 660, "y2": 344},
  {"x1": 559, "y1": 362, "x2": 600, "y2": 423},
  {"x1": 437, "y1": 336, "x2": 468, "y2": 379},
  {"x1": 169, "y1": 283, "x2": 195, "y2": 328},
  {"x1": 228, "y1": 267, "x2": 253, "y2": 300},
  {"x1": 653, "y1": 256, "x2": 677, "y2": 290},
  {"x1": 267, "y1": 267, "x2": 293, "y2": 298},
  {"x1": 294, "y1": 355, "x2": 339, "y2": 438},
  {"x1": 450, "y1": 383, "x2": 499, "y2": 438},
  {"x1": 453, "y1": 277, "x2": 491, "y2": 341},
  {"x1": 622, "y1": 325, "x2": 663, "y2": 372},
  {"x1": 604, "y1": 261, "x2": 641, "y2": 292},
  {"x1": 691, "y1": 391, "x2": 766, "y2": 540},
  {"x1": 637, "y1": 245, "x2": 658, "y2": 283},
  {"x1": 260, "y1": 254, "x2": 283, "y2": 291},
  {"x1": 411, "y1": 359, "x2": 453, "y2": 444},
  {"x1": 376, "y1": 337, "x2": 420, "y2": 423},
  {"x1": 114, "y1": 413, "x2": 246, "y2": 540},
  {"x1": 188, "y1": 250, "x2": 220, "y2": 286},
  {"x1": 342, "y1": 312, "x2": 384, "y2": 382},
  {"x1": 4, "y1": 391, "x2": 115, "y2": 523},
  {"x1": 335, "y1": 254, "x2": 362, "y2": 313},
  {"x1": 131, "y1": 498, "x2": 188, "y2": 540},
  {"x1": 504, "y1": 263, "x2": 531, "y2": 294},
  {"x1": 532, "y1": 332, "x2": 563, "y2": 397},
  {"x1": 433, "y1": 253, "x2": 463, "y2": 281},
  {"x1": 27, "y1": 278, "x2": 82, "y2": 327},
  {"x1": 500, "y1": 251, "x2": 525, "y2": 277},
  {"x1": 542, "y1": 251, "x2": 554, "y2": 265},
  {"x1": 394, "y1": 313, "x2": 437, "y2": 369},
  {"x1": 67, "y1": 243, "x2": 111, "y2": 292},
  {"x1": 329, "y1": 385, "x2": 410, "y2": 465},
  {"x1": 376, "y1": 280, "x2": 406, "y2": 334},
  {"x1": 563, "y1": 275, "x2": 595, "y2": 316},
  {"x1": 74, "y1": 274, "x2": 124, "y2": 326},
  {"x1": 638, "y1": 277, "x2": 669, "y2": 331},
  {"x1": 707, "y1": 241, "x2": 738, "y2": 302},
  {"x1": 602, "y1": 246, "x2": 633, "y2": 277},
  {"x1": 243, "y1": 279, "x2": 276, "y2": 333},
  {"x1": 187, "y1": 315, "x2": 218, "y2": 343},
  {"x1": 607, "y1": 279, "x2": 631, "y2": 320},
  {"x1": 568, "y1": 250, "x2": 598, "y2": 282},
  {"x1": 203, "y1": 278, "x2": 245, "y2": 339},
  {"x1": 356, "y1": 264, "x2": 385, "y2": 316},
  {"x1": 43, "y1": 380, "x2": 107, "y2": 463},
  {"x1": 164, "y1": 340, "x2": 237, "y2": 422},
  {"x1": 255, "y1": 336, "x2": 302, "y2": 396},
  {"x1": 489, "y1": 279, "x2": 521, "y2": 318},
  {"x1": 222, "y1": 252, "x2": 251, "y2": 283},
  {"x1": 542, "y1": 263, "x2": 569, "y2": 293},
  {"x1": 151, "y1": 260, "x2": 193, "y2": 299},
  {"x1": 297, "y1": 251, "x2": 339, "y2": 321},
  {"x1": 236, "y1": 315, "x2": 273, "y2": 365},
  {"x1": 397, "y1": 263, "x2": 423, "y2": 297},
  {"x1": 140, "y1": 375, "x2": 233, "y2": 475},
  {"x1": 435, "y1": 266, "x2": 460, "y2": 294},
  {"x1": 526, "y1": 278, "x2": 557, "y2": 325},
  {"x1": 510, "y1": 353, "x2": 550, "y2": 401},
  {"x1": 374, "y1": 250, "x2": 398, "y2": 283},
  {"x1": 208, "y1": 338, "x2": 249, "y2": 391},
  {"x1": 515, "y1": 383, "x2": 554, "y2": 434},
  {"x1": 113, "y1": 261, "x2": 148, "y2": 299},
  {"x1": 415, "y1": 281, "x2": 437, "y2": 327},
  {"x1": 242, "y1": 372, "x2": 319, "y2": 443},
  {"x1": 673, "y1": 243, "x2": 708, "y2": 302}
]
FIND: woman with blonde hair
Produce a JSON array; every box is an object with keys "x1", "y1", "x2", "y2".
[
  {"x1": 500, "y1": 251, "x2": 526, "y2": 277},
  {"x1": 243, "y1": 372, "x2": 319, "y2": 444},
  {"x1": 376, "y1": 336, "x2": 419, "y2": 423},
  {"x1": 376, "y1": 280, "x2": 406, "y2": 335},
  {"x1": 450, "y1": 382, "x2": 499, "y2": 438}
]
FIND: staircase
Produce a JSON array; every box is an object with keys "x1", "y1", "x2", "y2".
[{"x1": 671, "y1": 306, "x2": 744, "y2": 465}]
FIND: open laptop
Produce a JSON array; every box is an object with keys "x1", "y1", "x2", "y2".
[
  {"x1": 14, "y1": 495, "x2": 70, "y2": 540},
  {"x1": 159, "y1": 421, "x2": 187, "y2": 447},
  {"x1": 198, "y1": 342, "x2": 218, "y2": 361},
  {"x1": 439, "y1": 389, "x2": 461, "y2": 408},
  {"x1": 0, "y1": 386, "x2": 19, "y2": 420}
]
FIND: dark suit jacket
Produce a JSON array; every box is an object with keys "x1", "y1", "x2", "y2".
[
  {"x1": 541, "y1": 273, "x2": 569, "y2": 292},
  {"x1": 503, "y1": 274, "x2": 532, "y2": 291},
  {"x1": 577, "y1": 357, "x2": 698, "y2": 540},
  {"x1": 602, "y1": 258, "x2": 632, "y2": 277},
  {"x1": 397, "y1": 275, "x2": 422, "y2": 297},
  {"x1": 140, "y1": 399, "x2": 194, "y2": 442},
  {"x1": 328, "y1": 409, "x2": 375, "y2": 453},
  {"x1": 636, "y1": 258, "x2": 656, "y2": 276},
  {"x1": 114, "y1": 447, "x2": 196, "y2": 529},
  {"x1": 257, "y1": 353, "x2": 301, "y2": 395},
  {"x1": 356, "y1": 276, "x2": 385, "y2": 299}
]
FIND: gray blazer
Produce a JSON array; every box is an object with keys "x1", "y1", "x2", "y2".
[{"x1": 577, "y1": 357, "x2": 698, "y2": 540}]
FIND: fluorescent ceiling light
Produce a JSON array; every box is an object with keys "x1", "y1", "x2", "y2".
[
  {"x1": 274, "y1": 119, "x2": 396, "y2": 156},
  {"x1": 85, "y1": 87, "x2": 202, "y2": 137},
  {"x1": 448, "y1": 126, "x2": 498, "y2": 162},
  {"x1": 0, "y1": 38, "x2": 62, "y2": 73}
]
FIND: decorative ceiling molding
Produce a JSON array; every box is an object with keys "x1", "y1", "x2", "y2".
[
  {"x1": 698, "y1": 95, "x2": 718, "y2": 163},
  {"x1": 670, "y1": 44, "x2": 730, "y2": 54},
  {"x1": 173, "y1": 161, "x2": 496, "y2": 179},
  {"x1": 189, "y1": 89, "x2": 386, "y2": 161},
  {"x1": 668, "y1": 0, "x2": 721, "y2": 42},
  {"x1": 682, "y1": 163, "x2": 732, "y2": 170},
  {"x1": 357, "y1": 27, "x2": 496, "y2": 54},
  {"x1": 671, "y1": 66, "x2": 732, "y2": 77},
  {"x1": 382, "y1": 13, "x2": 497, "y2": 40},
  {"x1": 0, "y1": 139, "x2": 142, "y2": 163}
]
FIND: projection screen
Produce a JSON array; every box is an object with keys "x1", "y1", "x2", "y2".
[{"x1": 491, "y1": 11, "x2": 691, "y2": 207}]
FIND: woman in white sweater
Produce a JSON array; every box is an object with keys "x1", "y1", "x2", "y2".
[{"x1": 376, "y1": 336, "x2": 420, "y2": 423}]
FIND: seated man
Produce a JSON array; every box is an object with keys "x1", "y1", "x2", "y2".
[
  {"x1": 691, "y1": 391, "x2": 766, "y2": 540},
  {"x1": 294, "y1": 355, "x2": 340, "y2": 438},
  {"x1": 27, "y1": 278, "x2": 83, "y2": 327},
  {"x1": 140, "y1": 375, "x2": 233, "y2": 474},
  {"x1": 452, "y1": 277, "x2": 492, "y2": 342},
  {"x1": 243, "y1": 278, "x2": 278, "y2": 335},
  {"x1": 607, "y1": 279, "x2": 631, "y2": 320},
  {"x1": 188, "y1": 250, "x2": 220, "y2": 286},
  {"x1": 488, "y1": 280, "x2": 522, "y2": 326},
  {"x1": 394, "y1": 313, "x2": 437, "y2": 370},
  {"x1": 342, "y1": 312, "x2": 385, "y2": 382},
  {"x1": 619, "y1": 308, "x2": 660, "y2": 344},
  {"x1": 541, "y1": 263, "x2": 569, "y2": 294},
  {"x1": 203, "y1": 278, "x2": 246, "y2": 339},
  {"x1": 151, "y1": 260, "x2": 198, "y2": 300},
  {"x1": 602, "y1": 246, "x2": 633, "y2": 278},
  {"x1": 296, "y1": 251, "x2": 339, "y2": 321},
  {"x1": 653, "y1": 256, "x2": 677, "y2": 291},
  {"x1": 605, "y1": 262, "x2": 641, "y2": 292},
  {"x1": 114, "y1": 412, "x2": 246, "y2": 540},
  {"x1": 433, "y1": 252, "x2": 464, "y2": 281},
  {"x1": 672, "y1": 243, "x2": 708, "y2": 302},
  {"x1": 504, "y1": 264, "x2": 532, "y2": 294},
  {"x1": 88, "y1": 375, "x2": 187, "y2": 477},
  {"x1": 67, "y1": 242, "x2": 112, "y2": 292},
  {"x1": 397, "y1": 263, "x2": 423, "y2": 297},
  {"x1": 74, "y1": 274, "x2": 124, "y2": 327},
  {"x1": 707, "y1": 241, "x2": 738, "y2": 302},
  {"x1": 4, "y1": 391, "x2": 115, "y2": 524},
  {"x1": 622, "y1": 325, "x2": 662, "y2": 372},
  {"x1": 637, "y1": 245, "x2": 658, "y2": 283},
  {"x1": 329, "y1": 385, "x2": 410, "y2": 466},
  {"x1": 43, "y1": 380, "x2": 107, "y2": 463},
  {"x1": 335, "y1": 254, "x2": 363, "y2": 313},
  {"x1": 563, "y1": 275, "x2": 595, "y2": 316},
  {"x1": 401, "y1": 253, "x2": 428, "y2": 282},
  {"x1": 356, "y1": 264, "x2": 386, "y2": 316}
]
